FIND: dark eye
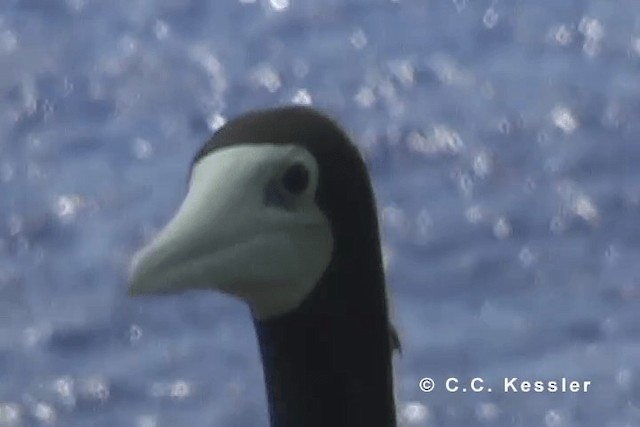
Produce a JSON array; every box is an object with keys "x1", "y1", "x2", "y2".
[{"x1": 281, "y1": 162, "x2": 309, "y2": 195}]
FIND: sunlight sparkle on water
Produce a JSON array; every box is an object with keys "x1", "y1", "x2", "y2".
[
  {"x1": 269, "y1": 0, "x2": 289, "y2": 11},
  {"x1": 389, "y1": 60, "x2": 415, "y2": 87},
  {"x1": 79, "y1": 376, "x2": 110, "y2": 402},
  {"x1": 150, "y1": 380, "x2": 193, "y2": 400},
  {"x1": 407, "y1": 126, "x2": 464, "y2": 156},
  {"x1": 549, "y1": 24, "x2": 574, "y2": 46},
  {"x1": 551, "y1": 105, "x2": 578, "y2": 134},
  {"x1": 400, "y1": 401, "x2": 430, "y2": 424},
  {"x1": 132, "y1": 138, "x2": 153, "y2": 160},
  {"x1": 493, "y1": 217, "x2": 512, "y2": 240},
  {"x1": 518, "y1": 246, "x2": 536, "y2": 268},
  {"x1": 465, "y1": 205, "x2": 487, "y2": 224},
  {"x1": 22, "y1": 324, "x2": 52, "y2": 348},
  {"x1": 55, "y1": 194, "x2": 83, "y2": 221},
  {"x1": 207, "y1": 113, "x2": 227, "y2": 132},
  {"x1": 136, "y1": 415, "x2": 158, "y2": 427},
  {"x1": 354, "y1": 86, "x2": 376, "y2": 108},
  {"x1": 578, "y1": 16, "x2": 604, "y2": 57},
  {"x1": 128, "y1": 324, "x2": 143, "y2": 344},
  {"x1": 633, "y1": 38, "x2": 640, "y2": 56},
  {"x1": 473, "y1": 151, "x2": 492, "y2": 178},
  {"x1": 65, "y1": 0, "x2": 85, "y2": 13},
  {"x1": 429, "y1": 55, "x2": 474, "y2": 87},
  {"x1": 350, "y1": 29, "x2": 368, "y2": 50},
  {"x1": 153, "y1": 20, "x2": 170, "y2": 40},
  {"x1": 0, "y1": 29, "x2": 17, "y2": 54},
  {"x1": 291, "y1": 89, "x2": 312, "y2": 105},
  {"x1": 52, "y1": 379, "x2": 76, "y2": 408},
  {"x1": 250, "y1": 64, "x2": 281, "y2": 93},
  {"x1": 545, "y1": 409, "x2": 568, "y2": 427},
  {"x1": 483, "y1": 7, "x2": 499, "y2": 29},
  {"x1": 32, "y1": 402, "x2": 55, "y2": 424},
  {"x1": 0, "y1": 403, "x2": 21, "y2": 426},
  {"x1": 452, "y1": 0, "x2": 466, "y2": 13},
  {"x1": 476, "y1": 402, "x2": 500, "y2": 421}
]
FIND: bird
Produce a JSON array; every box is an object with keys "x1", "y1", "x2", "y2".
[{"x1": 128, "y1": 106, "x2": 399, "y2": 427}]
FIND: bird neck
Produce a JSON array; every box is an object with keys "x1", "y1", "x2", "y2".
[{"x1": 254, "y1": 258, "x2": 397, "y2": 427}]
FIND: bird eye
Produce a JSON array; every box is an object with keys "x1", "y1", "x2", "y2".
[{"x1": 281, "y1": 162, "x2": 309, "y2": 195}]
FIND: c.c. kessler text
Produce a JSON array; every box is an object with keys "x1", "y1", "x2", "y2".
[{"x1": 503, "y1": 377, "x2": 591, "y2": 393}]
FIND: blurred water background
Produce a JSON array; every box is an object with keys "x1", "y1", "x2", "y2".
[{"x1": 1, "y1": 0, "x2": 639, "y2": 426}]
